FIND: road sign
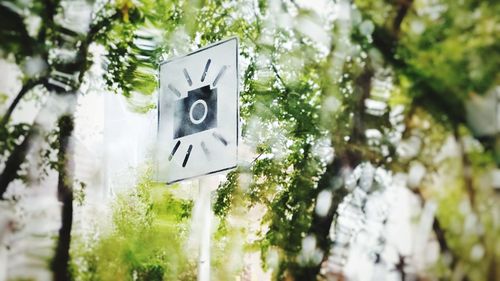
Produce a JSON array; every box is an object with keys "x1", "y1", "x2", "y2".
[{"x1": 157, "y1": 38, "x2": 239, "y2": 184}]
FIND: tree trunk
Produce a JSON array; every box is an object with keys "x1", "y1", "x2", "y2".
[
  {"x1": 293, "y1": 64, "x2": 372, "y2": 280},
  {"x1": 294, "y1": 150, "x2": 360, "y2": 280},
  {"x1": 51, "y1": 114, "x2": 74, "y2": 281}
]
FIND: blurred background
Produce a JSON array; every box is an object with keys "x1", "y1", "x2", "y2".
[{"x1": 0, "y1": 0, "x2": 498, "y2": 280}]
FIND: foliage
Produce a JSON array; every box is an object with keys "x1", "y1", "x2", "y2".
[{"x1": 71, "y1": 176, "x2": 195, "y2": 281}]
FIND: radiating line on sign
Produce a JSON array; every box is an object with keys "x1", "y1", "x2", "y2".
[
  {"x1": 201, "y1": 141, "x2": 210, "y2": 158},
  {"x1": 169, "y1": 140, "x2": 181, "y2": 161},
  {"x1": 212, "y1": 65, "x2": 227, "y2": 87},
  {"x1": 212, "y1": 132, "x2": 228, "y2": 146},
  {"x1": 182, "y1": 144, "x2": 193, "y2": 167},
  {"x1": 183, "y1": 68, "x2": 193, "y2": 86},
  {"x1": 168, "y1": 84, "x2": 181, "y2": 97},
  {"x1": 201, "y1": 59, "x2": 211, "y2": 82}
]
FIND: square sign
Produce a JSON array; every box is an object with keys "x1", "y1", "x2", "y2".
[{"x1": 157, "y1": 38, "x2": 239, "y2": 184}]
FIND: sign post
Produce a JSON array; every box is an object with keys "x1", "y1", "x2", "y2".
[
  {"x1": 197, "y1": 176, "x2": 218, "y2": 281},
  {"x1": 157, "y1": 37, "x2": 239, "y2": 281}
]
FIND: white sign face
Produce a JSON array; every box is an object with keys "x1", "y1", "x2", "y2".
[{"x1": 157, "y1": 38, "x2": 239, "y2": 184}]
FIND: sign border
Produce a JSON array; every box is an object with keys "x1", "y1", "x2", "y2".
[{"x1": 157, "y1": 37, "x2": 239, "y2": 185}]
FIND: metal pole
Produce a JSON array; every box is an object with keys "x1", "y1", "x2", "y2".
[{"x1": 197, "y1": 176, "x2": 215, "y2": 281}]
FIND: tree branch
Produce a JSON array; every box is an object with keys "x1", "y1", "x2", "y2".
[
  {"x1": 271, "y1": 64, "x2": 288, "y2": 91},
  {"x1": 0, "y1": 4, "x2": 37, "y2": 58},
  {"x1": 0, "y1": 77, "x2": 47, "y2": 128},
  {"x1": 355, "y1": 0, "x2": 467, "y2": 126},
  {"x1": 38, "y1": 0, "x2": 59, "y2": 46},
  {"x1": 75, "y1": 10, "x2": 119, "y2": 84},
  {"x1": 352, "y1": 67, "x2": 374, "y2": 143},
  {"x1": 393, "y1": 0, "x2": 414, "y2": 36},
  {"x1": 288, "y1": 0, "x2": 300, "y2": 10},
  {"x1": 411, "y1": 188, "x2": 470, "y2": 281},
  {"x1": 432, "y1": 217, "x2": 458, "y2": 267},
  {"x1": 453, "y1": 126, "x2": 476, "y2": 207},
  {"x1": 0, "y1": 127, "x2": 35, "y2": 199}
]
